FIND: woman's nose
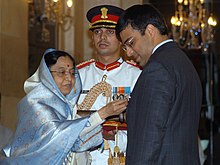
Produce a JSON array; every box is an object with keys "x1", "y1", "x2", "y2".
[{"x1": 64, "y1": 71, "x2": 72, "y2": 81}]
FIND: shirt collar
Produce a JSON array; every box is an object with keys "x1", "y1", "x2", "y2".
[
  {"x1": 152, "y1": 39, "x2": 173, "y2": 54},
  {"x1": 95, "y1": 58, "x2": 123, "y2": 71}
]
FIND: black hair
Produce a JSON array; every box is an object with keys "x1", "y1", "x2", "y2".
[
  {"x1": 44, "y1": 50, "x2": 75, "y2": 68},
  {"x1": 115, "y1": 4, "x2": 168, "y2": 41}
]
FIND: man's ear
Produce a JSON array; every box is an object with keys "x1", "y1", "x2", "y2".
[{"x1": 145, "y1": 24, "x2": 155, "y2": 37}]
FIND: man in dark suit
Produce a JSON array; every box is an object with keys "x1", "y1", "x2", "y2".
[{"x1": 115, "y1": 4, "x2": 202, "y2": 165}]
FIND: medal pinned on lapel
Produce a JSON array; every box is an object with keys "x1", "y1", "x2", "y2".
[
  {"x1": 112, "y1": 87, "x2": 130, "y2": 122},
  {"x1": 112, "y1": 87, "x2": 130, "y2": 100}
]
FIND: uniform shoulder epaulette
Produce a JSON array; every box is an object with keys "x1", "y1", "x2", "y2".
[
  {"x1": 77, "y1": 59, "x2": 95, "y2": 69},
  {"x1": 126, "y1": 60, "x2": 141, "y2": 69}
]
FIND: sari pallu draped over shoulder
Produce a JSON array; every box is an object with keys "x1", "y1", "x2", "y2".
[{"x1": 0, "y1": 49, "x2": 103, "y2": 165}]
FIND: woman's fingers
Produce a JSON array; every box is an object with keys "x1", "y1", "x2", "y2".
[
  {"x1": 107, "y1": 99, "x2": 128, "y2": 115},
  {"x1": 98, "y1": 99, "x2": 128, "y2": 120}
]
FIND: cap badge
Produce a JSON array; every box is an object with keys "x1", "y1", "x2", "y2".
[{"x1": 101, "y1": 7, "x2": 108, "y2": 19}]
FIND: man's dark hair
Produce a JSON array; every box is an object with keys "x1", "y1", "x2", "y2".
[{"x1": 115, "y1": 4, "x2": 168, "y2": 41}]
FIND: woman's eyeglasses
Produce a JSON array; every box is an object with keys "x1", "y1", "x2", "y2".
[{"x1": 50, "y1": 68, "x2": 77, "y2": 77}]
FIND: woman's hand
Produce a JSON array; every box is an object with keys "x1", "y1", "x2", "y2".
[{"x1": 98, "y1": 99, "x2": 128, "y2": 120}]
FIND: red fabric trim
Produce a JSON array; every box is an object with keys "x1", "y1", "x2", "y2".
[
  {"x1": 106, "y1": 62, "x2": 120, "y2": 71},
  {"x1": 77, "y1": 59, "x2": 95, "y2": 69},
  {"x1": 95, "y1": 61, "x2": 105, "y2": 70},
  {"x1": 103, "y1": 121, "x2": 127, "y2": 131},
  {"x1": 91, "y1": 14, "x2": 119, "y2": 24},
  {"x1": 126, "y1": 60, "x2": 142, "y2": 69},
  {"x1": 95, "y1": 61, "x2": 121, "y2": 71}
]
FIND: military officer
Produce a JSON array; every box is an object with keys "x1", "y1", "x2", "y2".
[{"x1": 76, "y1": 5, "x2": 142, "y2": 165}]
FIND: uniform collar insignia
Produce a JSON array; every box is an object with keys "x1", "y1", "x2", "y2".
[{"x1": 95, "y1": 58, "x2": 123, "y2": 71}]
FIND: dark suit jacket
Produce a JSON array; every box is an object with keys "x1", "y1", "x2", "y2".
[{"x1": 126, "y1": 41, "x2": 202, "y2": 165}]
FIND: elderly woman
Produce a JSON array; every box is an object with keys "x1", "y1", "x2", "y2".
[{"x1": 0, "y1": 49, "x2": 127, "y2": 165}]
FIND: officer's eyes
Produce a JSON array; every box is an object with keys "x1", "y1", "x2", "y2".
[
  {"x1": 93, "y1": 29, "x2": 115, "y2": 35},
  {"x1": 93, "y1": 29, "x2": 101, "y2": 34},
  {"x1": 106, "y1": 30, "x2": 115, "y2": 34}
]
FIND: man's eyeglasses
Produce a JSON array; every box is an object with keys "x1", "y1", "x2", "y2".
[
  {"x1": 122, "y1": 37, "x2": 134, "y2": 52},
  {"x1": 50, "y1": 68, "x2": 77, "y2": 77}
]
